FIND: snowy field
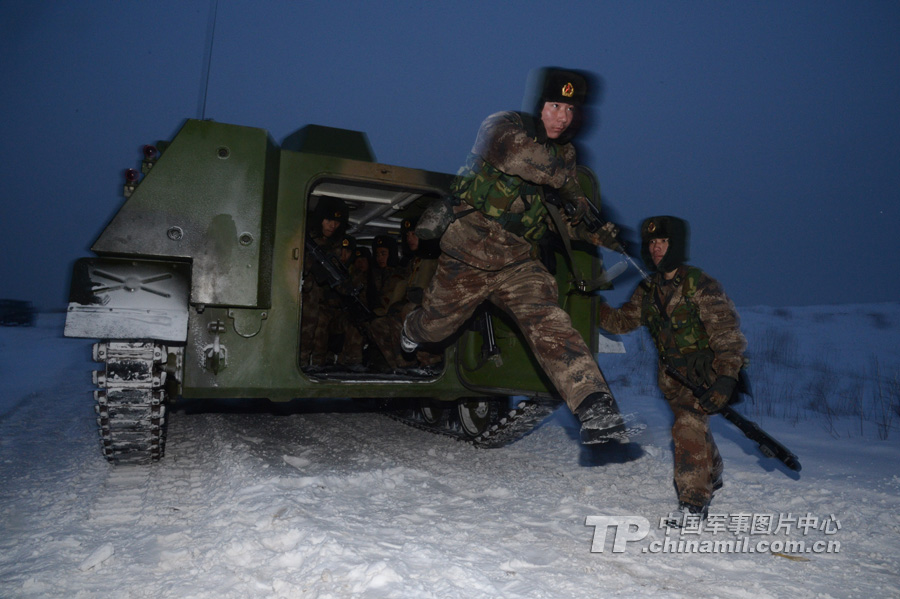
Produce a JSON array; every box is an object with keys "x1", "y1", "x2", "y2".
[{"x1": 1, "y1": 308, "x2": 898, "y2": 599}]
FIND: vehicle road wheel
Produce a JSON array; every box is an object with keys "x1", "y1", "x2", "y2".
[
  {"x1": 456, "y1": 399, "x2": 498, "y2": 437},
  {"x1": 419, "y1": 404, "x2": 447, "y2": 426}
]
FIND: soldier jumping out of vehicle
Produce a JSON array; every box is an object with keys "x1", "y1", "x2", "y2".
[
  {"x1": 300, "y1": 197, "x2": 349, "y2": 369},
  {"x1": 401, "y1": 67, "x2": 628, "y2": 443},
  {"x1": 595, "y1": 216, "x2": 747, "y2": 523}
]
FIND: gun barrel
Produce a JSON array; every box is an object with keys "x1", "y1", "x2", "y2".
[{"x1": 664, "y1": 364, "x2": 801, "y2": 472}]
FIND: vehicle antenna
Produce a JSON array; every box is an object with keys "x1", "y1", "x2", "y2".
[{"x1": 198, "y1": 0, "x2": 219, "y2": 120}]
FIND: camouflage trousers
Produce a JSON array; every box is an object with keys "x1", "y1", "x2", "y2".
[
  {"x1": 666, "y1": 384, "x2": 724, "y2": 507},
  {"x1": 404, "y1": 254, "x2": 611, "y2": 411},
  {"x1": 369, "y1": 302, "x2": 441, "y2": 369},
  {"x1": 334, "y1": 312, "x2": 365, "y2": 366},
  {"x1": 300, "y1": 282, "x2": 335, "y2": 366},
  {"x1": 301, "y1": 278, "x2": 367, "y2": 367}
]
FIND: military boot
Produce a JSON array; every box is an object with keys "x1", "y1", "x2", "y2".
[
  {"x1": 664, "y1": 501, "x2": 709, "y2": 528},
  {"x1": 399, "y1": 321, "x2": 418, "y2": 354},
  {"x1": 575, "y1": 391, "x2": 626, "y2": 444}
]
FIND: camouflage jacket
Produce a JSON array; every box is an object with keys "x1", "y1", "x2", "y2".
[
  {"x1": 441, "y1": 111, "x2": 589, "y2": 270},
  {"x1": 302, "y1": 232, "x2": 343, "y2": 292},
  {"x1": 597, "y1": 266, "x2": 747, "y2": 398},
  {"x1": 369, "y1": 265, "x2": 403, "y2": 316}
]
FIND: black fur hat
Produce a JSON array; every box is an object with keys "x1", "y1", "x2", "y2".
[
  {"x1": 539, "y1": 69, "x2": 587, "y2": 107},
  {"x1": 313, "y1": 196, "x2": 349, "y2": 228},
  {"x1": 640, "y1": 215, "x2": 690, "y2": 273},
  {"x1": 340, "y1": 234, "x2": 356, "y2": 253},
  {"x1": 372, "y1": 234, "x2": 399, "y2": 266},
  {"x1": 401, "y1": 216, "x2": 441, "y2": 259},
  {"x1": 521, "y1": 67, "x2": 589, "y2": 143}
]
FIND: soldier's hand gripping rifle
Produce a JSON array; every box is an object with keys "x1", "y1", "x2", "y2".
[
  {"x1": 543, "y1": 187, "x2": 652, "y2": 282},
  {"x1": 304, "y1": 239, "x2": 374, "y2": 336},
  {"x1": 664, "y1": 364, "x2": 801, "y2": 472}
]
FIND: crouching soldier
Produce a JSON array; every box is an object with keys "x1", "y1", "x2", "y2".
[{"x1": 596, "y1": 216, "x2": 747, "y2": 521}]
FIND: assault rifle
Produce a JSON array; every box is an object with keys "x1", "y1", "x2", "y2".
[
  {"x1": 542, "y1": 187, "x2": 651, "y2": 281},
  {"x1": 304, "y1": 239, "x2": 374, "y2": 330},
  {"x1": 664, "y1": 364, "x2": 801, "y2": 472}
]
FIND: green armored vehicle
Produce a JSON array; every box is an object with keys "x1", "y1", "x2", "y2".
[{"x1": 64, "y1": 119, "x2": 623, "y2": 463}]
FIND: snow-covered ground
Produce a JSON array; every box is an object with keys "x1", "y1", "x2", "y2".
[{"x1": 1, "y1": 308, "x2": 898, "y2": 599}]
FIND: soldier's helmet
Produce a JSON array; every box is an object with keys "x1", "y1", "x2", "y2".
[
  {"x1": 640, "y1": 215, "x2": 690, "y2": 273},
  {"x1": 522, "y1": 67, "x2": 589, "y2": 143}
]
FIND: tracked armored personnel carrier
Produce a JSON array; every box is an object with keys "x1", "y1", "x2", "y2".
[{"x1": 64, "y1": 119, "x2": 623, "y2": 463}]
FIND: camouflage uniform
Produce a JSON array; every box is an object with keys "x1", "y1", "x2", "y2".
[
  {"x1": 597, "y1": 263, "x2": 746, "y2": 508},
  {"x1": 300, "y1": 198, "x2": 348, "y2": 367},
  {"x1": 300, "y1": 231, "x2": 344, "y2": 366},
  {"x1": 370, "y1": 235, "x2": 404, "y2": 316},
  {"x1": 327, "y1": 236, "x2": 366, "y2": 367},
  {"x1": 404, "y1": 107, "x2": 615, "y2": 413},
  {"x1": 335, "y1": 247, "x2": 372, "y2": 366}
]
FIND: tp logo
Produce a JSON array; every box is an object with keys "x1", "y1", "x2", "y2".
[{"x1": 585, "y1": 516, "x2": 650, "y2": 552}]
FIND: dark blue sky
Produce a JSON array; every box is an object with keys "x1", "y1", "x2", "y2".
[{"x1": 2, "y1": 1, "x2": 898, "y2": 309}]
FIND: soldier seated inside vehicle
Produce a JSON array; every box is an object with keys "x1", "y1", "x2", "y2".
[
  {"x1": 300, "y1": 197, "x2": 352, "y2": 371},
  {"x1": 300, "y1": 183, "x2": 449, "y2": 380},
  {"x1": 367, "y1": 218, "x2": 443, "y2": 372}
]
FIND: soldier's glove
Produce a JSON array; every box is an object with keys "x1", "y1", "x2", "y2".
[
  {"x1": 416, "y1": 196, "x2": 460, "y2": 240},
  {"x1": 698, "y1": 375, "x2": 738, "y2": 414},
  {"x1": 566, "y1": 196, "x2": 589, "y2": 226},
  {"x1": 685, "y1": 350, "x2": 714, "y2": 387},
  {"x1": 589, "y1": 221, "x2": 623, "y2": 253}
]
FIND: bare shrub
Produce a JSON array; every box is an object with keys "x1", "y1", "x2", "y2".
[
  {"x1": 805, "y1": 366, "x2": 841, "y2": 438},
  {"x1": 866, "y1": 311, "x2": 891, "y2": 330},
  {"x1": 748, "y1": 326, "x2": 799, "y2": 369},
  {"x1": 873, "y1": 358, "x2": 899, "y2": 441},
  {"x1": 773, "y1": 308, "x2": 792, "y2": 319},
  {"x1": 813, "y1": 312, "x2": 834, "y2": 324}
]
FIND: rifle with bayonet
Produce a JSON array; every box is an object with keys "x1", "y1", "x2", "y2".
[
  {"x1": 664, "y1": 363, "x2": 801, "y2": 472},
  {"x1": 542, "y1": 185, "x2": 652, "y2": 282},
  {"x1": 304, "y1": 239, "x2": 374, "y2": 335}
]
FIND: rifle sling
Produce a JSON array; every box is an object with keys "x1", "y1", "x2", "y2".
[{"x1": 544, "y1": 202, "x2": 608, "y2": 292}]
